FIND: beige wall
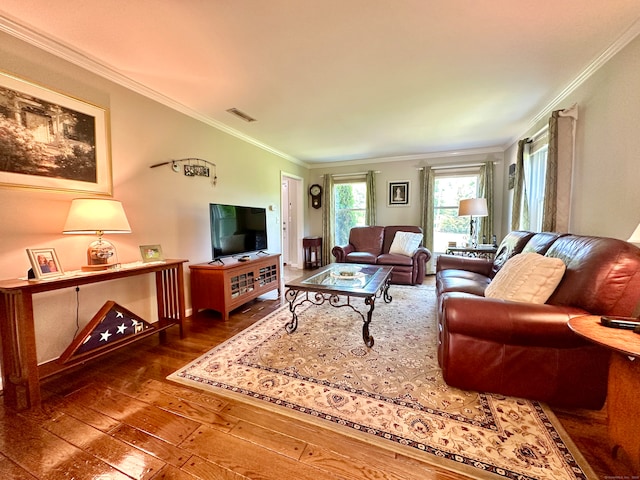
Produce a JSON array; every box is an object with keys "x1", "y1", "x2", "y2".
[
  {"x1": 502, "y1": 34, "x2": 640, "y2": 240},
  {"x1": 2, "y1": 29, "x2": 640, "y2": 363},
  {"x1": 0, "y1": 32, "x2": 306, "y2": 363},
  {"x1": 306, "y1": 151, "x2": 506, "y2": 242}
]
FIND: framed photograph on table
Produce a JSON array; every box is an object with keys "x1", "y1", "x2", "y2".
[
  {"x1": 388, "y1": 181, "x2": 410, "y2": 206},
  {"x1": 0, "y1": 72, "x2": 112, "y2": 195},
  {"x1": 139, "y1": 244, "x2": 165, "y2": 263},
  {"x1": 26, "y1": 248, "x2": 64, "y2": 280}
]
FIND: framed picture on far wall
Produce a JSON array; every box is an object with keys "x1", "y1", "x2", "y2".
[
  {"x1": 26, "y1": 248, "x2": 64, "y2": 280},
  {"x1": 388, "y1": 181, "x2": 410, "y2": 206}
]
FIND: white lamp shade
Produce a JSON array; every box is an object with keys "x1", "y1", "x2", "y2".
[
  {"x1": 63, "y1": 199, "x2": 131, "y2": 234},
  {"x1": 458, "y1": 198, "x2": 488, "y2": 217},
  {"x1": 628, "y1": 222, "x2": 640, "y2": 245}
]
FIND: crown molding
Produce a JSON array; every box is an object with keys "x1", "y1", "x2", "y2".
[
  {"x1": 0, "y1": 14, "x2": 303, "y2": 166},
  {"x1": 306, "y1": 146, "x2": 505, "y2": 169},
  {"x1": 3, "y1": 13, "x2": 639, "y2": 168},
  {"x1": 522, "y1": 17, "x2": 640, "y2": 138}
]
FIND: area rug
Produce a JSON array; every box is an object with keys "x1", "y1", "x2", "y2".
[{"x1": 168, "y1": 285, "x2": 595, "y2": 480}]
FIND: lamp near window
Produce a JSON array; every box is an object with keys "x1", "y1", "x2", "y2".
[
  {"x1": 628, "y1": 222, "x2": 640, "y2": 245},
  {"x1": 63, "y1": 198, "x2": 132, "y2": 271},
  {"x1": 458, "y1": 198, "x2": 488, "y2": 247}
]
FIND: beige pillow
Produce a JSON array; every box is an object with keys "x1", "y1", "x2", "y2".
[
  {"x1": 389, "y1": 231, "x2": 423, "y2": 257},
  {"x1": 485, "y1": 252, "x2": 566, "y2": 304}
]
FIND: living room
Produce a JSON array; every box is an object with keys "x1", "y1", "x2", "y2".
[{"x1": 1, "y1": 3, "x2": 640, "y2": 478}]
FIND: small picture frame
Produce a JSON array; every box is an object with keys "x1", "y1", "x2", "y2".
[
  {"x1": 388, "y1": 181, "x2": 410, "y2": 206},
  {"x1": 508, "y1": 163, "x2": 516, "y2": 190},
  {"x1": 139, "y1": 244, "x2": 165, "y2": 263},
  {"x1": 26, "y1": 248, "x2": 64, "y2": 280}
]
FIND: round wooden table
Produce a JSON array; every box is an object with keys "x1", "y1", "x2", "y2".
[{"x1": 568, "y1": 315, "x2": 640, "y2": 472}]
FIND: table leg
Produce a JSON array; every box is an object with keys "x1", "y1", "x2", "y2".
[
  {"x1": 382, "y1": 278, "x2": 392, "y2": 303},
  {"x1": 284, "y1": 289, "x2": 299, "y2": 334},
  {"x1": 0, "y1": 291, "x2": 40, "y2": 410},
  {"x1": 608, "y1": 352, "x2": 640, "y2": 472},
  {"x1": 363, "y1": 296, "x2": 375, "y2": 347}
]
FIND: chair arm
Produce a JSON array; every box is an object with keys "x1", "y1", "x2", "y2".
[
  {"x1": 436, "y1": 255, "x2": 493, "y2": 276},
  {"x1": 413, "y1": 247, "x2": 432, "y2": 262},
  {"x1": 440, "y1": 293, "x2": 590, "y2": 348},
  {"x1": 411, "y1": 247, "x2": 432, "y2": 281},
  {"x1": 332, "y1": 244, "x2": 354, "y2": 262}
]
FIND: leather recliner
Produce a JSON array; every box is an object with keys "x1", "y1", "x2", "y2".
[
  {"x1": 436, "y1": 232, "x2": 640, "y2": 409},
  {"x1": 332, "y1": 225, "x2": 431, "y2": 285}
]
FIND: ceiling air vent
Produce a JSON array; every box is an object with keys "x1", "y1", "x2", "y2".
[{"x1": 226, "y1": 108, "x2": 257, "y2": 122}]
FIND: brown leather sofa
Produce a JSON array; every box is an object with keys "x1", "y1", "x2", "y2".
[
  {"x1": 332, "y1": 225, "x2": 431, "y2": 285},
  {"x1": 436, "y1": 231, "x2": 640, "y2": 409}
]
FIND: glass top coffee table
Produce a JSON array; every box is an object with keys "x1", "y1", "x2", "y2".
[{"x1": 284, "y1": 263, "x2": 393, "y2": 347}]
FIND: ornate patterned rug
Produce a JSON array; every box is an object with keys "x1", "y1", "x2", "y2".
[{"x1": 168, "y1": 284, "x2": 595, "y2": 480}]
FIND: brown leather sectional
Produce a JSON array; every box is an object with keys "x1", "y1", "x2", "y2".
[
  {"x1": 332, "y1": 225, "x2": 431, "y2": 285},
  {"x1": 436, "y1": 230, "x2": 640, "y2": 409}
]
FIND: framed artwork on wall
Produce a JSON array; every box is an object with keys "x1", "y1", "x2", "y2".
[
  {"x1": 388, "y1": 181, "x2": 410, "y2": 206},
  {"x1": 0, "y1": 72, "x2": 112, "y2": 195},
  {"x1": 26, "y1": 247, "x2": 64, "y2": 280},
  {"x1": 508, "y1": 163, "x2": 516, "y2": 190}
]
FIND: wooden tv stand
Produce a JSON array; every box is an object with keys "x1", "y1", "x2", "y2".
[{"x1": 190, "y1": 253, "x2": 281, "y2": 320}]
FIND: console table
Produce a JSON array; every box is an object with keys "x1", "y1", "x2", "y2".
[
  {"x1": 190, "y1": 253, "x2": 281, "y2": 320},
  {"x1": 445, "y1": 246, "x2": 497, "y2": 260},
  {"x1": 0, "y1": 259, "x2": 187, "y2": 410},
  {"x1": 568, "y1": 315, "x2": 640, "y2": 472}
]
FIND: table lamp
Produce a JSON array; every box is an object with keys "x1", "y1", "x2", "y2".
[
  {"x1": 458, "y1": 198, "x2": 488, "y2": 247},
  {"x1": 628, "y1": 222, "x2": 640, "y2": 245},
  {"x1": 63, "y1": 198, "x2": 131, "y2": 271}
]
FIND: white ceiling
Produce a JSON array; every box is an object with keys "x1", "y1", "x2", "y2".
[{"x1": 1, "y1": 1, "x2": 640, "y2": 166}]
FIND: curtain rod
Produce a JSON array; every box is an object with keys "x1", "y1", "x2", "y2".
[
  {"x1": 421, "y1": 163, "x2": 484, "y2": 171},
  {"x1": 321, "y1": 171, "x2": 380, "y2": 177}
]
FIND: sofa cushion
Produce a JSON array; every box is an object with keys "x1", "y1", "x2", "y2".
[
  {"x1": 485, "y1": 253, "x2": 566, "y2": 304},
  {"x1": 348, "y1": 226, "x2": 385, "y2": 256},
  {"x1": 344, "y1": 252, "x2": 378, "y2": 264},
  {"x1": 490, "y1": 231, "x2": 536, "y2": 278},
  {"x1": 382, "y1": 225, "x2": 423, "y2": 253},
  {"x1": 388, "y1": 231, "x2": 423, "y2": 257},
  {"x1": 377, "y1": 253, "x2": 413, "y2": 266}
]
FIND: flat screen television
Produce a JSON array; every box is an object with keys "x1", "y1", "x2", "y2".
[{"x1": 209, "y1": 203, "x2": 268, "y2": 260}]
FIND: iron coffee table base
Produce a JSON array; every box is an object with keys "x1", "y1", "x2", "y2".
[{"x1": 284, "y1": 277, "x2": 392, "y2": 348}]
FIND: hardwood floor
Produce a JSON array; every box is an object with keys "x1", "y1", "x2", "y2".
[{"x1": 0, "y1": 269, "x2": 634, "y2": 479}]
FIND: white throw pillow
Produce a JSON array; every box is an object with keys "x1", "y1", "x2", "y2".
[
  {"x1": 485, "y1": 252, "x2": 566, "y2": 304},
  {"x1": 389, "y1": 231, "x2": 423, "y2": 257}
]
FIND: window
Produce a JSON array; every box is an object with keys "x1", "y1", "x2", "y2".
[
  {"x1": 334, "y1": 181, "x2": 366, "y2": 246},
  {"x1": 522, "y1": 143, "x2": 548, "y2": 231},
  {"x1": 432, "y1": 173, "x2": 479, "y2": 252},
  {"x1": 515, "y1": 130, "x2": 549, "y2": 232}
]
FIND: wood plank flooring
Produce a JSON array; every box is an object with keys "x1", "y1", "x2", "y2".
[{"x1": 0, "y1": 271, "x2": 634, "y2": 479}]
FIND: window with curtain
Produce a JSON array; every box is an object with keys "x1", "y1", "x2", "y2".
[
  {"x1": 519, "y1": 131, "x2": 549, "y2": 231},
  {"x1": 432, "y1": 172, "x2": 479, "y2": 252},
  {"x1": 333, "y1": 179, "x2": 366, "y2": 246}
]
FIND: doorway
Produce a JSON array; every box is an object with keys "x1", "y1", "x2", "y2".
[{"x1": 281, "y1": 173, "x2": 303, "y2": 268}]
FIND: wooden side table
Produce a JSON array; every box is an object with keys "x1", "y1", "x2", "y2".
[
  {"x1": 303, "y1": 236, "x2": 322, "y2": 269},
  {"x1": 568, "y1": 315, "x2": 640, "y2": 472}
]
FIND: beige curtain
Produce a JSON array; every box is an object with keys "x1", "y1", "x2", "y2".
[
  {"x1": 419, "y1": 167, "x2": 435, "y2": 274},
  {"x1": 510, "y1": 139, "x2": 529, "y2": 231},
  {"x1": 321, "y1": 174, "x2": 334, "y2": 265},
  {"x1": 542, "y1": 104, "x2": 577, "y2": 232},
  {"x1": 365, "y1": 170, "x2": 377, "y2": 226},
  {"x1": 478, "y1": 161, "x2": 494, "y2": 243}
]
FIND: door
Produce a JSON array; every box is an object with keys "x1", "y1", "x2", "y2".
[{"x1": 281, "y1": 173, "x2": 303, "y2": 268}]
